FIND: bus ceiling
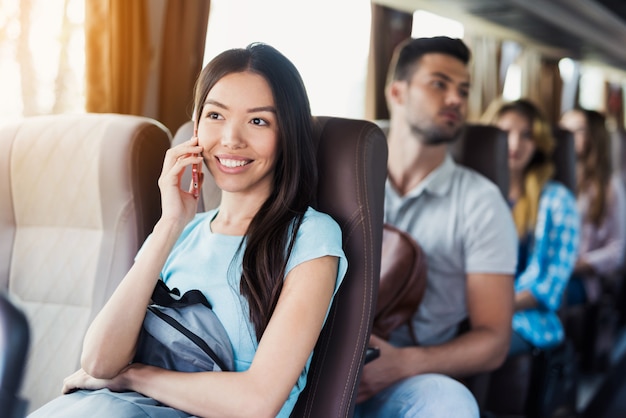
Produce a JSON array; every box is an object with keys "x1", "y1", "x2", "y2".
[{"x1": 372, "y1": 0, "x2": 626, "y2": 72}]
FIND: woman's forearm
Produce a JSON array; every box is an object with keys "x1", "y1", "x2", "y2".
[
  {"x1": 125, "y1": 366, "x2": 277, "y2": 418},
  {"x1": 81, "y1": 219, "x2": 186, "y2": 378}
]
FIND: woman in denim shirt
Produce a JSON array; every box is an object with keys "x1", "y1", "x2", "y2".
[{"x1": 491, "y1": 99, "x2": 580, "y2": 355}]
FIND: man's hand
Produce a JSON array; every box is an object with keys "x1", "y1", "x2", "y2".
[{"x1": 357, "y1": 335, "x2": 409, "y2": 403}]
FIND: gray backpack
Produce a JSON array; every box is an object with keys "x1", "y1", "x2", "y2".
[
  {"x1": 134, "y1": 279, "x2": 234, "y2": 372},
  {"x1": 28, "y1": 281, "x2": 234, "y2": 418}
]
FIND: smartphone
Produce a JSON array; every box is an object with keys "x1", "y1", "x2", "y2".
[
  {"x1": 364, "y1": 346, "x2": 380, "y2": 364},
  {"x1": 192, "y1": 128, "x2": 200, "y2": 199}
]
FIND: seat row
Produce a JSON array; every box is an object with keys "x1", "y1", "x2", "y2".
[{"x1": 1, "y1": 112, "x2": 619, "y2": 418}]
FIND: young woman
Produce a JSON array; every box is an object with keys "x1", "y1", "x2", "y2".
[
  {"x1": 560, "y1": 108, "x2": 626, "y2": 305},
  {"x1": 31, "y1": 43, "x2": 347, "y2": 418},
  {"x1": 491, "y1": 99, "x2": 580, "y2": 356}
]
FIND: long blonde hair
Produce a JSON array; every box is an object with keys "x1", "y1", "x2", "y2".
[{"x1": 488, "y1": 99, "x2": 556, "y2": 238}]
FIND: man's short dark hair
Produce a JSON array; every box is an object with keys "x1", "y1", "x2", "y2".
[{"x1": 390, "y1": 36, "x2": 471, "y2": 82}]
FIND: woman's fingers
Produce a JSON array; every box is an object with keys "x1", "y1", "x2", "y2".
[
  {"x1": 159, "y1": 137, "x2": 203, "y2": 188},
  {"x1": 163, "y1": 137, "x2": 202, "y2": 168}
]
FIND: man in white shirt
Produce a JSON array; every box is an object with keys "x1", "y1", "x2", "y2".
[{"x1": 356, "y1": 36, "x2": 518, "y2": 418}]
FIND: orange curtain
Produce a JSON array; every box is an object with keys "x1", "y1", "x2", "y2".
[
  {"x1": 607, "y1": 82, "x2": 624, "y2": 130},
  {"x1": 157, "y1": 0, "x2": 211, "y2": 134},
  {"x1": 84, "y1": 0, "x2": 151, "y2": 115},
  {"x1": 539, "y1": 59, "x2": 563, "y2": 125},
  {"x1": 84, "y1": 0, "x2": 211, "y2": 133},
  {"x1": 365, "y1": 4, "x2": 413, "y2": 121}
]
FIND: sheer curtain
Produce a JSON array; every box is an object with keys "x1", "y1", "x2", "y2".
[
  {"x1": 0, "y1": 0, "x2": 210, "y2": 131},
  {"x1": 0, "y1": 0, "x2": 85, "y2": 125},
  {"x1": 518, "y1": 48, "x2": 543, "y2": 108},
  {"x1": 466, "y1": 33, "x2": 501, "y2": 122},
  {"x1": 539, "y1": 59, "x2": 563, "y2": 125}
]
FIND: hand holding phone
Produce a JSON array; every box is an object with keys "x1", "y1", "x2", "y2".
[
  {"x1": 192, "y1": 128, "x2": 200, "y2": 199},
  {"x1": 192, "y1": 162, "x2": 200, "y2": 199}
]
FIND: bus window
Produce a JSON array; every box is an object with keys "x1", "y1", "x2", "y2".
[
  {"x1": 203, "y1": 0, "x2": 371, "y2": 119},
  {"x1": 580, "y1": 66, "x2": 607, "y2": 111},
  {"x1": 559, "y1": 57, "x2": 581, "y2": 113},
  {"x1": 0, "y1": 0, "x2": 85, "y2": 125},
  {"x1": 411, "y1": 10, "x2": 463, "y2": 38},
  {"x1": 502, "y1": 63, "x2": 522, "y2": 101}
]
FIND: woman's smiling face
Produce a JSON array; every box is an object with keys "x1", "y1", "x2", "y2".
[{"x1": 197, "y1": 71, "x2": 280, "y2": 199}]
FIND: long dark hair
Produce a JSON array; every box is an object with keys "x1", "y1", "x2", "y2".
[
  {"x1": 576, "y1": 108, "x2": 612, "y2": 226},
  {"x1": 193, "y1": 43, "x2": 317, "y2": 341}
]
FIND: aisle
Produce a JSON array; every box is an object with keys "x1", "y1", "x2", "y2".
[{"x1": 582, "y1": 328, "x2": 626, "y2": 418}]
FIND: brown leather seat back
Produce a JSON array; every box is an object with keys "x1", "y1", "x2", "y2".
[
  {"x1": 551, "y1": 127, "x2": 577, "y2": 192},
  {"x1": 450, "y1": 124, "x2": 509, "y2": 197},
  {"x1": 292, "y1": 116, "x2": 386, "y2": 417}
]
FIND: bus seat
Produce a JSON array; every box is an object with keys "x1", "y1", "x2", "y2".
[
  {"x1": 477, "y1": 340, "x2": 578, "y2": 418},
  {"x1": 445, "y1": 122, "x2": 512, "y2": 409},
  {"x1": 0, "y1": 291, "x2": 30, "y2": 418},
  {"x1": 551, "y1": 127, "x2": 577, "y2": 193},
  {"x1": 172, "y1": 116, "x2": 387, "y2": 417},
  {"x1": 450, "y1": 124, "x2": 509, "y2": 197},
  {"x1": 0, "y1": 113, "x2": 171, "y2": 413}
]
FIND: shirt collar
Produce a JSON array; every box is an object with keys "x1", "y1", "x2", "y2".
[
  {"x1": 424, "y1": 153, "x2": 455, "y2": 197},
  {"x1": 389, "y1": 153, "x2": 455, "y2": 199}
]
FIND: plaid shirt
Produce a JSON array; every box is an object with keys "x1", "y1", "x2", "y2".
[{"x1": 512, "y1": 181, "x2": 580, "y2": 348}]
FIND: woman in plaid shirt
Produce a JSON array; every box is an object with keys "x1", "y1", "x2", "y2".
[{"x1": 492, "y1": 99, "x2": 580, "y2": 355}]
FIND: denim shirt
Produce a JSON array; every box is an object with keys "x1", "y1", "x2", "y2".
[{"x1": 512, "y1": 181, "x2": 580, "y2": 348}]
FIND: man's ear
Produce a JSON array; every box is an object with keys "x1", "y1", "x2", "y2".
[{"x1": 386, "y1": 80, "x2": 405, "y2": 107}]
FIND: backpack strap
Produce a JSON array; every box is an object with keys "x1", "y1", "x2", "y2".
[{"x1": 151, "y1": 279, "x2": 212, "y2": 310}]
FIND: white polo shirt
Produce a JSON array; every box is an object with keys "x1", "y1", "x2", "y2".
[{"x1": 385, "y1": 154, "x2": 518, "y2": 346}]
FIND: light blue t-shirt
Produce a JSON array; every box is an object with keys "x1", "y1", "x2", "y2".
[{"x1": 157, "y1": 206, "x2": 347, "y2": 417}]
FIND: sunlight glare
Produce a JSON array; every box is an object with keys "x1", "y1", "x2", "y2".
[
  {"x1": 412, "y1": 10, "x2": 464, "y2": 39},
  {"x1": 203, "y1": 0, "x2": 371, "y2": 118}
]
